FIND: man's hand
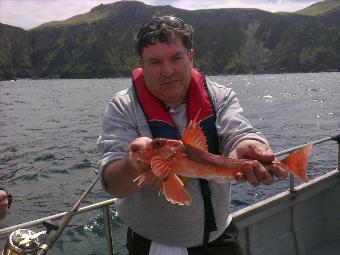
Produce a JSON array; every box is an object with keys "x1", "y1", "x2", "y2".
[
  {"x1": 229, "y1": 140, "x2": 288, "y2": 186},
  {"x1": 0, "y1": 190, "x2": 8, "y2": 220},
  {"x1": 128, "y1": 137, "x2": 163, "y2": 192},
  {"x1": 103, "y1": 137, "x2": 163, "y2": 198}
]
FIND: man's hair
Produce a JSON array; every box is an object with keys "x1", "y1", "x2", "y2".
[{"x1": 134, "y1": 16, "x2": 193, "y2": 56}]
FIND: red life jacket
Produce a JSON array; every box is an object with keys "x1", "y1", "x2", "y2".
[
  {"x1": 132, "y1": 67, "x2": 220, "y2": 155},
  {"x1": 132, "y1": 67, "x2": 218, "y2": 243}
]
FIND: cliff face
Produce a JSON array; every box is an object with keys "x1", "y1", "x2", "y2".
[
  {"x1": 0, "y1": 24, "x2": 33, "y2": 79},
  {"x1": 1, "y1": 0, "x2": 340, "y2": 79}
]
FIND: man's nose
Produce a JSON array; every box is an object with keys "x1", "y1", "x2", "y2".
[{"x1": 161, "y1": 61, "x2": 175, "y2": 76}]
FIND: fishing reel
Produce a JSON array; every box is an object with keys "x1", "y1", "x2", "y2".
[
  {"x1": 1, "y1": 220, "x2": 60, "y2": 255},
  {"x1": 2, "y1": 171, "x2": 100, "y2": 255},
  {"x1": 1, "y1": 228, "x2": 45, "y2": 255}
]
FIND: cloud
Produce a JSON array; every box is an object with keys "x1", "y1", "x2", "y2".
[
  {"x1": 0, "y1": 0, "x2": 116, "y2": 29},
  {"x1": 0, "y1": 0, "x2": 320, "y2": 30},
  {"x1": 148, "y1": 0, "x2": 319, "y2": 12}
]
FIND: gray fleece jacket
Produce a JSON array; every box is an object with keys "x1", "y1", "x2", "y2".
[{"x1": 97, "y1": 78, "x2": 267, "y2": 247}]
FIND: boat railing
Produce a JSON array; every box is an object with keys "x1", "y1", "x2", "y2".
[
  {"x1": 0, "y1": 134, "x2": 339, "y2": 255},
  {"x1": 274, "y1": 135, "x2": 340, "y2": 191}
]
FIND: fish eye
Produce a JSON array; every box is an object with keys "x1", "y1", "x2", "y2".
[{"x1": 153, "y1": 139, "x2": 163, "y2": 148}]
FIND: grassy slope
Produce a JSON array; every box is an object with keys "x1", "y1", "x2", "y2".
[
  {"x1": 33, "y1": 7, "x2": 111, "y2": 29},
  {"x1": 296, "y1": 0, "x2": 340, "y2": 16},
  {"x1": 1, "y1": 1, "x2": 340, "y2": 79}
]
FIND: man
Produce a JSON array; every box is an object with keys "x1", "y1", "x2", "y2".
[
  {"x1": 97, "y1": 16, "x2": 287, "y2": 255},
  {"x1": 0, "y1": 188, "x2": 12, "y2": 220}
]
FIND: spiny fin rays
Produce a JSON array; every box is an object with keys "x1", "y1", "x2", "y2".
[{"x1": 182, "y1": 109, "x2": 208, "y2": 152}]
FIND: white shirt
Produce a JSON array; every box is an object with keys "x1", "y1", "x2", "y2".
[{"x1": 149, "y1": 241, "x2": 188, "y2": 255}]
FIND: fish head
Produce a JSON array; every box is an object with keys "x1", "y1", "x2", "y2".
[{"x1": 132, "y1": 138, "x2": 183, "y2": 163}]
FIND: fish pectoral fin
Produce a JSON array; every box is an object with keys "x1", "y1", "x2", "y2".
[
  {"x1": 182, "y1": 110, "x2": 208, "y2": 152},
  {"x1": 163, "y1": 174, "x2": 192, "y2": 206},
  {"x1": 133, "y1": 170, "x2": 155, "y2": 186},
  {"x1": 151, "y1": 156, "x2": 172, "y2": 179}
]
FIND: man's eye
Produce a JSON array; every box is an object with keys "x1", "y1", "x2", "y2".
[
  {"x1": 173, "y1": 56, "x2": 182, "y2": 61},
  {"x1": 149, "y1": 60, "x2": 160, "y2": 65}
]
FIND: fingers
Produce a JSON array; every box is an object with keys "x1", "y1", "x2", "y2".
[
  {"x1": 241, "y1": 163, "x2": 258, "y2": 186},
  {"x1": 241, "y1": 161, "x2": 274, "y2": 186},
  {"x1": 128, "y1": 137, "x2": 163, "y2": 192},
  {"x1": 0, "y1": 200, "x2": 8, "y2": 208},
  {"x1": 231, "y1": 140, "x2": 275, "y2": 163},
  {"x1": 266, "y1": 165, "x2": 288, "y2": 180},
  {"x1": 0, "y1": 192, "x2": 8, "y2": 220},
  {"x1": 0, "y1": 191, "x2": 8, "y2": 208},
  {"x1": 239, "y1": 162, "x2": 288, "y2": 187},
  {"x1": 247, "y1": 143, "x2": 288, "y2": 183},
  {"x1": 231, "y1": 140, "x2": 284, "y2": 186},
  {"x1": 128, "y1": 137, "x2": 153, "y2": 174},
  {"x1": 0, "y1": 191, "x2": 7, "y2": 201},
  {"x1": 128, "y1": 137, "x2": 152, "y2": 152},
  {"x1": 247, "y1": 144, "x2": 275, "y2": 163}
]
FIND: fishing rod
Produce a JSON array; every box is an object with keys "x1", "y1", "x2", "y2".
[
  {"x1": 35, "y1": 175, "x2": 100, "y2": 255},
  {"x1": 275, "y1": 134, "x2": 340, "y2": 157}
]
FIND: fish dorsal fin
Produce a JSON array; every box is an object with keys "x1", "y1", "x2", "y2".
[
  {"x1": 182, "y1": 109, "x2": 208, "y2": 152},
  {"x1": 151, "y1": 156, "x2": 172, "y2": 180}
]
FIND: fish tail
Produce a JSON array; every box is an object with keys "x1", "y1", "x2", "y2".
[
  {"x1": 280, "y1": 143, "x2": 313, "y2": 182},
  {"x1": 163, "y1": 174, "x2": 192, "y2": 205}
]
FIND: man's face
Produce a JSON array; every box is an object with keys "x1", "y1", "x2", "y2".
[{"x1": 139, "y1": 35, "x2": 194, "y2": 108}]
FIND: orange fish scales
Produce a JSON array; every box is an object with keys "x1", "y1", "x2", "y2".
[{"x1": 170, "y1": 146, "x2": 254, "y2": 179}]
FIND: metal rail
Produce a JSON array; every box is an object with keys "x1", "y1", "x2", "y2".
[
  {"x1": 0, "y1": 134, "x2": 339, "y2": 254},
  {"x1": 0, "y1": 198, "x2": 117, "y2": 236}
]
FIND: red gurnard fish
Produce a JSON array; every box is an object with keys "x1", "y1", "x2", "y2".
[{"x1": 132, "y1": 118, "x2": 313, "y2": 206}]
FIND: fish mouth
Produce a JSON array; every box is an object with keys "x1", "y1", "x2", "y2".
[{"x1": 131, "y1": 151, "x2": 151, "y2": 163}]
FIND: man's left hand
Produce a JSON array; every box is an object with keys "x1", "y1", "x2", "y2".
[{"x1": 229, "y1": 140, "x2": 288, "y2": 186}]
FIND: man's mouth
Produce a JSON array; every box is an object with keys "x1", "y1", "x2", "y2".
[{"x1": 160, "y1": 80, "x2": 178, "y2": 86}]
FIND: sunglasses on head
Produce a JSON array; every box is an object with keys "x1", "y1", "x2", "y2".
[{"x1": 139, "y1": 16, "x2": 185, "y2": 33}]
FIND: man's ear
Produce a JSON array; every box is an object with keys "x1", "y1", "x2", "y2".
[
  {"x1": 189, "y1": 49, "x2": 195, "y2": 68},
  {"x1": 138, "y1": 57, "x2": 143, "y2": 67}
]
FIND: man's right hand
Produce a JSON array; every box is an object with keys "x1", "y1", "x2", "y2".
[
  {"x1": 128, "y1": 137, "x2": 163, "y2": 192},
  {"x1": 103, "y1": 137, "x2": 162, "y2": 198}
]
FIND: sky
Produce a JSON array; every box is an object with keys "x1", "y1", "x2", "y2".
[{"x1": 0, "y1": 0, "x2": 321, "y2": 30}]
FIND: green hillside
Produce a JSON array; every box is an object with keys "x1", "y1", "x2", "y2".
[
  {"x1": 0, "y1": 0, "x2": 340, "y2": 80},
  {"x1": 0, "y1": 24, "x2": 33, "y2": 79},
  {"x1": 34, "y1": 4, "x2": 111, "y2": 29},
  {"x1": 296, "y1": 0, "x2": 340, "y2": 16}
]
